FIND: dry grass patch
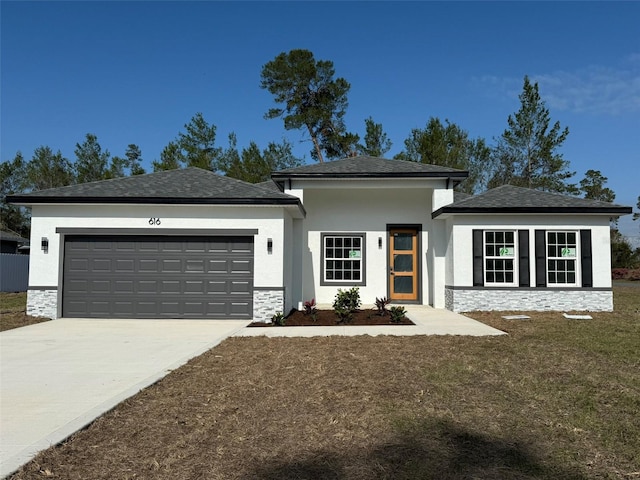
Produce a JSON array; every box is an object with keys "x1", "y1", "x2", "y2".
[
  {"x1": 10, "y1": 287, "x2": 640, "y2": 480},
  {"x1": 0, "y1": 292, "x2": 50, "y2": 332}
]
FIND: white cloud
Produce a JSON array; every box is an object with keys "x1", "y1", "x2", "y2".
[{"x1": 477, "y1": 56, "x2": 640, "y2": 115}]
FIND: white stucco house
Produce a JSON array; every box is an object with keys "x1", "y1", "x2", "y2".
[{"x1": 7, "y1": 156, "x2": 631, "y2": 321}]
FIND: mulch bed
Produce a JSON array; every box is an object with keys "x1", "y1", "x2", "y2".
[{"x1": 249, "y1": 308, "x2": 414, "y2": 326}]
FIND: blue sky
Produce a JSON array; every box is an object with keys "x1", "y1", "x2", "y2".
[{"x1": 2, "y1": 1, "x2": 639, "y2": 241}]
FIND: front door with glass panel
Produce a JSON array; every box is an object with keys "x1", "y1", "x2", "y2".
[{"x1": 389, "y1": 228, "x2": 418, "y2": 301}]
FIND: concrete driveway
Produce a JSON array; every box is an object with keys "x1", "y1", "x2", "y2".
[{"x1": 0, "y1": 318, "x2": 248, "y2": 478}]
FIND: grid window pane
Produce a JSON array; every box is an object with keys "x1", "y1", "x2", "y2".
[
  {"x1": 547, "y1": 231, "x2": 578, "y2": 285},
  {"x1": 484, "y1": 231, "x2": 516, "y2": 285},
  {"x1": 323, "y1": 235, "x2": 364, "y2": 284}
]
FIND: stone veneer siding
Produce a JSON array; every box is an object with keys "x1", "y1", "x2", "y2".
[
  {"x1": 252, "y1": 288, "x2": 285, "y2": 323},
  {"x1": 27, "y1": 289, "x2": 58, "y2": 319},
  {"x1": 445, "y1": 287, "x2": 613, "y2": 313}
]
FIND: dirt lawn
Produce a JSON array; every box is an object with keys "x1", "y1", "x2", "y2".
[
  {"x1": 9, "y1": 286, "x2": 640, "y2": 480},
  {"x1": 0, "y1": 293, "x2": 50, "y2": 332}
]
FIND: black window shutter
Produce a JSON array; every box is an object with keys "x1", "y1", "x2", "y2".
[
  {"x1": 580, "y1": 230, "x2": 593, "y2": 287},
  {"x1": 535, "y1": 230, "x2": 546, "y2": 287},
  {"x1": 472, "y1": 230, "x2": 484, "y2": 286},
  {"x1": 518, "y1": 230, "x2": 530, "y2": 287}
]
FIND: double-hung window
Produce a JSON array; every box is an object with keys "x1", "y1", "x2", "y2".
[
  {"x1": 321, "y1": 233, "x2": 365, "y2": 286},
  {"x1": 484, "y1": 231, "x2": 517, "y2": 286},
  {"x1": 547, "y1": 231, "x2": 578, "y2": 286}
]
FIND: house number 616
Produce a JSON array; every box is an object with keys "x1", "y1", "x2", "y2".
[{"x1": 149, "y1": 217, "x2": 161, "y2": 226}]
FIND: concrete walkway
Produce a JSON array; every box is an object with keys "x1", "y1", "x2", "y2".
[
  {"x1": 235, "y1": 305, "x2": 506, "y2": 338},
  {"x1": 0, "y1": 318, "x2": 249, "y2": 479}
]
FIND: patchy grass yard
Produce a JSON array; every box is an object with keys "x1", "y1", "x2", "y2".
[
  {"x1": 0, "y1": 293, "x2": 50, "y2": 332},
  {"x1": 10, "y1": 287, "x2": 640, "y2": 480}
]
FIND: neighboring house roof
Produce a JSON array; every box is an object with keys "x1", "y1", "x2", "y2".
[
  {"x1": 272, "y1": 155, "x2": 468, "y2": 181},
  {"x1": 433, "y1": 184, "x2": 632, "y2": 218},
  {"x1": 6, "y1": 168, "x2": 302, "y2": 207},
  {"x1": 0, "y1": 231, "x2": 28, "y2": 243}
]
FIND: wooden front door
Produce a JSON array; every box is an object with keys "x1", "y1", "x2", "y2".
[{"x1": 389, "y1": 228, "x2": 418, "y2": 301}]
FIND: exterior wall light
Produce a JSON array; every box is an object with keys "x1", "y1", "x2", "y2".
[
  {"x1": 267, "y1": 238, "x2": 273, "y2": 254},
  {"x1": 41, "y1": 237, "x2": 49, "y2": 253},
  {"x1": 378, "y1": 237, "x2": 383, "y2": 249}
]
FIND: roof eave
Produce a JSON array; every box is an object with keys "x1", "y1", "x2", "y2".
[
  {"x1": 432, "y1": 206, "x2": 633, "y2": 219},
  {"x1": 271, "y1": 172, "x2": 469, "y2": 181},
  {"x1": 6, "y1": 195, "x2": 302, "y2": 207}
]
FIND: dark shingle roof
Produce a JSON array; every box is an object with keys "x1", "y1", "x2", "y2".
[
  {"x1": 0, "y1": 231, "x2": 28, "y2": 243},
  {"x1": 434, "y1": 184, "x2": 632, "y2": 218},
  {"x1": 255, "y1": 180, "x2": 283, "y2": 193},
  {"x1": 453, "y1": 191, "x2": 473, "y2": 203},
  {"x1": 272, "y1": 155, "x2": 468, "y2": 179},
  {"x1": 7, "y1": 168, "x2": 301, "y2": 206}
]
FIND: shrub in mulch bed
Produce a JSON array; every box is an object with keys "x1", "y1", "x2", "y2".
[{"x1": 249, "y1": 309, "x2": 414, "y2": 327}]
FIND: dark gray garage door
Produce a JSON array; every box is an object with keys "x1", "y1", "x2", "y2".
[{"x1": 62, "y1": 235, "x2": 253, "y2": 319}]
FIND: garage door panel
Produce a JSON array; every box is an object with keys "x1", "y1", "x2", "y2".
[
  {"x1": 161, "y1": 259, "x2": 182, "y2": 272},
  {"x1": 115, "y1": 241, "x2": 136, "y2": 252},
  {"x1": 185, "y1": 241, "x2": 207, "y2": 253},
  {"x1": 92, "y1": 259, "x2": 112, "y2": 272},
  {"x1": 113, "y1": 301, "x2": 135, "y2": 316},
  {"x1": 92, "y1": 241, "x2": 113, "y2": 251},
  {"x1": 160, "y1": 280, "x2": 181, "y2": 294},
  {"x1": 68, "y1": 258, "x2": 90, "y2": 273},
  {"x1": 65, "y1": 279, "x2": 89, "y2": 293},
  {"x1": 139, "y1": 259, "x2": 159, "y2": 272},
  {"x1": 63, "y1": 235, "x2": 254, "y2": 319},
  {"x1": 230, "y1": 259, "x2": 252, "y2": 274},
  {"x1": 186, "y1": 259, "x2": 205, "y2": 272},
  {"x1": 159, "y1": 301, "x2": 180, "y2": 315},
  {"x1": 91, "y1": 280, "x2": 111, "y2": 294},
  {"x1": 115, "y1": 259, "x2": 135, "y2": 272},
  {"x1": 184, "y1": 280, "x2": 205, "y2": 294},
  {"x1": 138, "y1": 241, "x2": 160, "y2": 252},
  {"x1": 230, "y1": 241, "x2": 253, "y2": 253},
  {"x1": 208, "y1": 259, "x2": 229, "y2": 274},
  {"x1": 67, "y1": 240, "x2": 90, "y2": 252},
  {"x1": 138, "y1": 280, "x2": 157, "y2": 293},
  {"x1": 207, "y1": 280, "x2": 227, "y2": 293},
  {"x1": 229, "y1": 301, "x2": 252, "y2": 316},
  {"x1": 230, "y1": 280, "x2": 251, "y2": 294},
  {"x1": 114, "y1": 280, "x2": 134, "y2": 294}
]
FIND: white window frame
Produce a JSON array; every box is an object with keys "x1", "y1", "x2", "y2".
[
  {"x1": 546, "y1": 231, "x2": 579, "y2": 287},
  {"x1": 484, "y1": 230, "x2": 517, "y2": 287},
  {"x1": 320, "y1": 233, "x2": 366, "y2": 286}
]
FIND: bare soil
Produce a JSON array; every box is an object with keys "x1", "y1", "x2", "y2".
[
  {"x1": 249, "y1": 308, "x2": 414, "y2": 326},
  {"x1": 8, "y1": 286, "x2": 640, "y2": 480}
]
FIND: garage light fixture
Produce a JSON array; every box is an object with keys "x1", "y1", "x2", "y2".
[
  {"x1": 41, "y1": 237, "x2": 48, "y2": 253},
  {"x1": 267, "y1": 238, "x2": 273, "y2": 254},
  {"x1": 378, "y1": 237, "x2": 383, "y2": 249}
]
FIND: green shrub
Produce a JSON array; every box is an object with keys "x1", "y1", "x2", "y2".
[
  {"x1": 271, "y1": 311, "x2": 286, "y2": 326},
  {"x1": 332, "y1": 287, "x2": 361, "y2": 312},
  {"x1": 389, "y1": 305, "x2": 406, "y2": 323},
  {"x1": 334, "y1": 306, "x2": 353, "y2": 324}
]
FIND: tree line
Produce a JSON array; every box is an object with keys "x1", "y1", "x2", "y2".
[{"x1": 1, "y1": 48, "x2": 638, "y2": 266}]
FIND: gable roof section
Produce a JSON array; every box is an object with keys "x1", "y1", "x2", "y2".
[
  {"x1": 7, "y1": 168, "x2": 302, "y2": 207},
  {"x1": 433, "y1": 185, "x2": 632, "y2": 218},
  {"x1": 272, "y1": 155, "x2": 468, "y2": 181}
]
